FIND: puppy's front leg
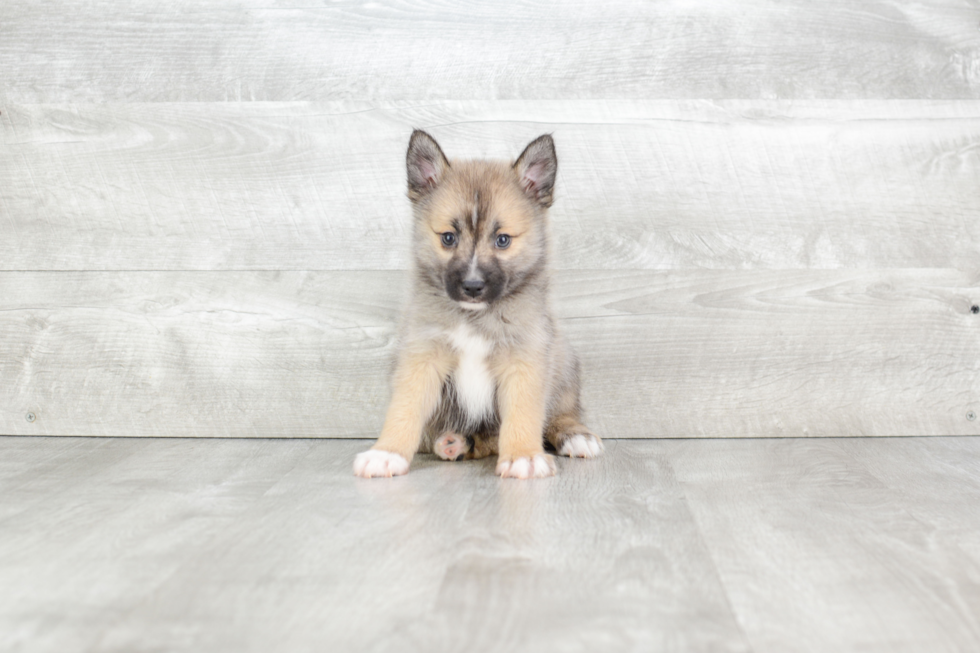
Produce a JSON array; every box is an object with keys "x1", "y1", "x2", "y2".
[
  {"x1": 353, "y1": 348, "x2": 450, "y2": 478},
  {"x1": 495, "y1": 356, "x2": 556, "y2": 479}
]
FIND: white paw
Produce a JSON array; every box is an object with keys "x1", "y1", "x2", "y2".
[
  {"x1": 434, "y1": 432, "x2": 469, "y2": 461},
  {"x1": 496, "y1": 454, "x2": 556, "y2": 479},
  {"x1": 559, "y1": 434, "x2": 604, "y2": 458},
  {"x1": 353, "y1": 450, "x2": 409, "y2": 478}
]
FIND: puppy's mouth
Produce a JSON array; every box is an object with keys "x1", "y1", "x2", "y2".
[{"x1": 458, "y1": 300, "x2": 488, "y2": 311}]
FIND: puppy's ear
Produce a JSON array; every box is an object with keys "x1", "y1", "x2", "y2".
[
  {"x1": 514, "y1": 134, "x2": 557, "y2": 208},
  {"x1": 407, "y1": 130, "x2": 450, "y2": 202}
]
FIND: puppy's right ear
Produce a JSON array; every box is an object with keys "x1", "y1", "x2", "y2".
[{"x1": 406, "y1": 130, "x2": 449, "y2": 202}]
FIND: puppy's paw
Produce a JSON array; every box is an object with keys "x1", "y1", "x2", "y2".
[
  {"x1": 353, "y1": 450, "x2": 409, "y2": 478},
  {"x1": 434, "y1": 431, "x2": 469, "y2": 461},
  {"x1": 559, "y1": 433, "x2": 604, "y2": 458},
  {"x1": 496, "y1": 454, "x2": 556, "y2": 479}
]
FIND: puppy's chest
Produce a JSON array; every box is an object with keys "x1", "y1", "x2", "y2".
[{"x1": 447, "y1": 324, "x2": 496, "y2": 422}]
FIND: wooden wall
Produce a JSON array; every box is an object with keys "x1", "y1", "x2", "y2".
[{"x1": 2, "y1": 1, "x2": 979, "y2": 438}]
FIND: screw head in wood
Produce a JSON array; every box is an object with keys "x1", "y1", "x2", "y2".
[
  {"x1": 969, "y1": 411, "x2": 977, "y2": 421},
  {"x1": 26, "y1": 412, "x2": 36, "y2": 423}
]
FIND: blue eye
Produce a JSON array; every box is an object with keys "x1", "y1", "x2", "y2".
[
  {"x1": 495, "y1": 234, "x2": 511, "y2": 249},
  {"x1": 441, "y1": 232, "x2": 457, "y2": 247}
]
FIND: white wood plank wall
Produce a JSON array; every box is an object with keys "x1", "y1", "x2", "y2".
[{"x1": 1, "y1": 1, "x2": 979, "y2": 438}]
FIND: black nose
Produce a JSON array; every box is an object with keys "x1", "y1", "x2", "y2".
[{"x1": 461, "y1": 279, "x2": 485, "y2": 298}]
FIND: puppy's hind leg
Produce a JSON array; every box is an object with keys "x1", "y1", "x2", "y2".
[
  {"x1": 434, "y1": 431, "x2": 469, "y2": 461},
  {"x1": 546, "y1": 415, "x2": 603, "y2": 458},
  {"x1": 467, "y1": 431, "x2": 499, "y2": 460},
  {"x1": 545, "y1": 385, "x2": 603, "y2": 459},
  {"x1": 434, "y1": 430, "x2": 499, "y2": 461}
]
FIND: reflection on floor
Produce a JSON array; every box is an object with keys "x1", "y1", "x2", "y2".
[{"x1": 1, "y1": 437, "x2": 979, "y2": 653}]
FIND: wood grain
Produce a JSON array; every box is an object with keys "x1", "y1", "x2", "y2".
[
  {"x1": 0, "y1": 271, "x2": 399, "y2": 438},
  {"x1": 0, "y1": 437, "x2": 319, "y2": 652},
  {"x1": 1, "y1": 0, "x2": 978, "y2": 103},
  {"x1": 3, "y1": 101, "x2": 979, "y2": 271},
  {"x1": 3, "y1": 3, "x2": 979, "y2": 442},
  {"x1": 3, "y1": 436, "x2": 980, "y2": 652},
  {"x1": 2, "y1": 269, "x2": 976, "y2": 438},
  {"x1": 670, "y1": 437, "x2": 980, "y2": 652},
  {"x1": 0, "y1": 437, "x2": 747, "y2": 653}
]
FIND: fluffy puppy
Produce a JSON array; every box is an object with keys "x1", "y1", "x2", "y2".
[{"x1": 353, "y1": 131, "x2": 602, "y2": 479}]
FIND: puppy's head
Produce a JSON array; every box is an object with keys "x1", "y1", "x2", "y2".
[{"x1": 406, "y1": 130, "x2": 557, "y2": 311}]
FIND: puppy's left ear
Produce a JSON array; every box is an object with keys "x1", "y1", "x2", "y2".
[{"x1": 514, "y1": 134, "x2": 557, "y2": 208}]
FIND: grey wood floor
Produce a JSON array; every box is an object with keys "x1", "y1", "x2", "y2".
[{"x1": 3, "y1": 437, "x2": 979, "y2": 653}]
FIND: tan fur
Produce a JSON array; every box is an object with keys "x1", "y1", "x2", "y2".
[
  {"x1": 354, "y1": 131, "x2": 602, "y2": 479},
  {"x1": 370, "y1": 346, "x2": 454, "y2": 462}
]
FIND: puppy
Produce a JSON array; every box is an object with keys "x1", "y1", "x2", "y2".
[{"x1": 353, "y1": 131, "x2": 602, "y2": 480}]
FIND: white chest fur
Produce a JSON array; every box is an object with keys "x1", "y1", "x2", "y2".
[{"x1": 447, "y1": 324, "x2": 495, "y2": 424}]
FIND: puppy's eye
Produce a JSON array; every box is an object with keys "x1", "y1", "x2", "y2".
[
  {"x1": 441, "y1": 232, "x2": 457, "y2": 247},
  {"x1": 495, "y1": 234, "x2": 511, "y2": 249}
]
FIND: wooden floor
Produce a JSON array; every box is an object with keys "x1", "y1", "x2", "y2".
[{"x1": 2, "y1": 437, "x2": 979, "y2": 652}]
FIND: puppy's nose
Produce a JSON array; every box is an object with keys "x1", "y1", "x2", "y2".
[{"x1": 462, "y1": 279, "x2": 485, "y2": 298}]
